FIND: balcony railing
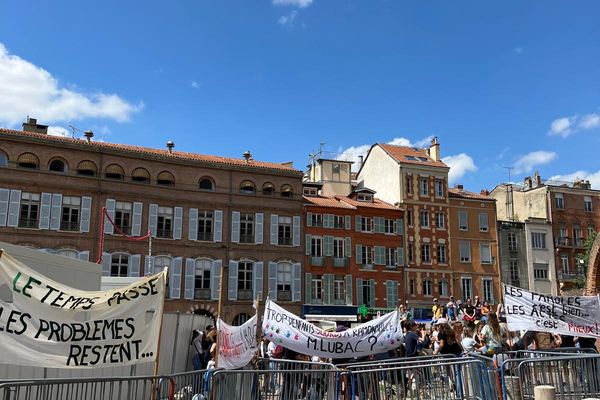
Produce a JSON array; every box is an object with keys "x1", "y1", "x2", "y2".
[
  {"x1": 555, "y1": 236, "x2": 570, "y2": 247},
  {"x1": 197, "y1": 231, "x2": 213, "y2": 241},
  {"x1": 156, "y1": 229, "x2": 172, "y2": 238},
  {"x1": 311, "y1": 221, "x2": 323, "y2": 227},
  {"x1": 238, "y1": 289, "x2": 254, "y2": 300},
  {"x1": 116, "y1": 225, "x2": 131, "y2": 235},
  {"x1": 333, "y1": 257, "x2": 348, "y2": 267},
  {"x1": 239, "y1": 234, "x2": 255, "y2": 244},
  {"x1": 18, "y1": 218, "x2": 38, "y2": 228},
  {"x1": 574, "y1": 237, "x2": 585, "y2": 247},
  {"x1": 386, "y1": 264, "x2": 397, "y2": 270},
  {"x1": 194, "y1": 288, "x2": 211, "y2": 300},
  {"x1": 278, "y1": 237, "x2": 292, "y2": 246},
  {"x1": 311, "y1": 257, "x2": 324, "y2": 266},
  {"x1": 60, "y1": 221, "x2": 80, "y2": 231}
]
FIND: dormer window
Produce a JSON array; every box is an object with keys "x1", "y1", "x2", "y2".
[
  {"x1": 303, "y1": 187, "x2": 318, "y2": 196},
  {"x1": 357, "y1": 194, "x2": 373, "y2": 202}
]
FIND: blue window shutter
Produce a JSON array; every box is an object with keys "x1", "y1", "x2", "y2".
[
  {"x1": 173, "y1": 207, "x2": 183, "y2": 240},
  {"x1": 268, "y1": 262, "x2": 278, "y2": 300},
  {"x1": 305, "y1": 234, "x2": 312, "y2": 255},
  {"x1": 0, "y1": 188, "x2": 9, "y2": 227},
  {"x1": 148, "y1": 204, "x2": 158, "y2": 237},
  {"x1": 254, "y1": 262, "x2": 263, "y2": 301},
  {"x1": 397, "y1": 247, "x2": 405, "y2": 266},
  {"x1": 324, "y1": 236, "x2": 333, "y2": 257},
  {"x1": 185, "y1": 258, "x2": 195, "y2": 300},
  {"x1": 101, "y1": 252, "x2": 111, "y2": 276},
  {"x1": 170, "y1": 257, "x2": 182, "y2": 299},
  {"x1": 132, "y1": 202, "x2": 143, "y2": 236},
  {"x1": 355, "y1": 215, "x2": 362, "y2": 232},
  {"x1": 292, "y1": 263, "x2": 301, "y2": 302},
  {"x1": 6, "y1": 189, "x2": 21, "y2": 228},
  {"x1": 396, "y1": 218, "x2": 403, "y2": 235},
  {"x1": 80, "y1": 196, "x2": 92, "y2": 233},
  {"x1": 255, "y1": 213, "x2": 264, "y2": 244},
  {"x1": 211, "y1": 260, "x2": 222, "y2": 301},
  {"x1": 345, "y1": 237, "x2": 352, "y2": 258},
  {"x1": 104, "y1": 199, "x2": 115, "y2": 234},
  {"x1": 355, "y1": 244, "x2": 362, "y2": 264},
  {"x1": 129, "y1": 254, "x2": 141, "y2": 277},
  {"x1": 213, "y1": 210, "x2": 223, "y2": 242},
  {"x1": 270, "y1": 214, "x2": 278, "y2": 245},
  {"x1": 231, "y1": 211, "x2": 240, "y2": 243},
  {"x1": 188, "y1": 208, "x2": 198, "y2": 241},
  {"x1": 293, "y1": 216, "x2": 301, "y2": 246},
  {"x1": 228, "y1": 261, "x2": 239, "y2": 300}
]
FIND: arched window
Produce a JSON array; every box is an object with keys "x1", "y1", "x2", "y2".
[
  {"x1": 57, "y1": 249, "x2": 79, "y2": 259},
  {"x1": 0, "y1": 150, "x2": 8, "y2": 167},
  {"x1": 194, "y1": 259, "x2": 212, "y2": 300},
  {"x1": 281, "y1": 184, "x2": 294, "y2": 198},
  {"x1": 49, "y1": 159, "x2": 67, "y2": 173},
  {"x1": 157, "y1": 171, "x2": 175, "y2": 186},
  {"x1": 199, "y1": 177, "x2": 214, "y2": 191},
  {"x1": 262, "y1": 182, "x2": 274, "y2": 196},
  {"x1": 17, "y1": 152, "x2": 39, "y2": 169},
  {"x1": 77, "y1": 160, "x2": 97, "y2": 176},
  {"x1": 111, "y1": 253, "x2": 130, "y2": 277},
  {"x1": 240, "y1": 180, "x2": 256, "y2": 194},
  {"x1": 131, "y1": 167, "x2": 150, "y2": 183},
  {"x1": 232, "y1": 313, "x2": 251, "y2": 326},
  {"x1": 105, "y1": 164, "x2": 125, "y2": 180}
]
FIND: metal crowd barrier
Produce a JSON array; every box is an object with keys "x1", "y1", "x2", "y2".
[{"x1": 337, "y1": 353, "x2": 453, "y2": 369}]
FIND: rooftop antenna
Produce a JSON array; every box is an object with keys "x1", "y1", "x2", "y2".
[{"x1": 503, "y1": 166, "x2": 514, "y2": 183}]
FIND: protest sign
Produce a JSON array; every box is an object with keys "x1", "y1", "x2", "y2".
[
  {"x1": 0, "y1": 251, "x2": 166, "y2": 368},
  {"x1": 503, "y1": 284, "x2": 600, "y2": 338},
  {"x1": 217, "y1": 315, "x2": 257, "y2": 369},
  {"x1": 263, "y1": 300, "x2": 402, "y2": 358}
]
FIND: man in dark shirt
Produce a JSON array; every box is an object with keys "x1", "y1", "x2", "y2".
[{"x1": 404, "y1": 321, "x2": 420, "y2": 357}]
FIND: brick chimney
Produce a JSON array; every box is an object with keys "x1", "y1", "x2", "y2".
[
  {"x1": 429, "y1": 137, "x2": 440, "y2": 161},
  {"x1": 524, "y1": 176, "x2": 533, "y2": 190},
  {"x1": 533, "y1": 171, "x2": 542, "y2": 187},
  {"x1": 22, "y1": 117, "x2": 48, "y2": 134},
  {"x1": 480, "y1": 189, "x2": 490, "y2": 196}
]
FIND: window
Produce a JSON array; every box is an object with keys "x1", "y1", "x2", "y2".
[
  {"x1": 17, "y1": 152, "x2": 39, "y2": 169},
  {"x1": 277, "y1": 262, "x2": 292, "y2": 300},
  {"x1": 332, "y1": 163, "x2": 341, "y2": 180},
  {"x1": 436, "y1": 212, "x2": 445, "y2": 229},
  {"x1": 509, "y1": 260, "x2": 520, "y2": 286},
  {"x1": 131, "y1": 167, "x2": 150, "y2": 183},
  {"x1": 461, "y1": 277, "x2": 473, "y2": 301},
  {"x1": 197, "y1": 210, "x2": 214, "y2": 241},
  {"x1": 105, "y1": 164, "x2": 124, "y2": 180},
  {"x1": 531, "y1": 232, "x2": 546, "y2": 249},
  {"x1": 573, "y1": 224, "x2": 582, "y2": 246},
  {"x1": 459, "y1": 211, "x2": 468, "y2": 230},
  {"x1": 111, "y1": 253, "x2": 129, "y2": 277},
  {"x1": 311, "y1": 277, "x2": 323, "y2": 304},
  {"x1": 409, "y1": 278, "x2": 415, "y2": 295},
  {"x1": 157, "y1": 206, "x2": 173, "y2": 238},
  {"x1": 49, "y1": 159, "x2": 67, "y2": 173},
  {"x1": 114, "y1": 201, "x2": 132, "y2": 234},
  {"x1": 18, "y1": 192, "x2": 39, "y2": 228},
  {"x1": 311, "y1": 213, "x2": 323, "y2": 227},
  {"x1": 334, "y1": 215, "x2": 345, "y2": 229},
  {"x1": 77, "y1": 160, "x2": 97, "y2": 176},
  {"x1": 555, "y1": 193, "x2": 564, "y2": 209},
  {"x1": 480, "y1": 243, "x2": 492, "y2": 264},
  {"x1": 422, "y1": 279, "x2": 432, "y2": 296},
  {"x1": 280, "y1": 184, "x2": 293, "y2": 198},
  {"x1": 0, "y1": 151, "x2": 7, "y2": 167},
  {"x1": 479, "y1": 213, "x2": 489, "y2": 232},
  {"x1": 405, "y1": 175, "x2": 413, "y2": 194},
  {"x1": 278, "y1": 216, "x2": 292, "y2": 245},
  {"x1": 408, "y1": 243, "x2": 414, "y2": 263},
  {"x1": 311, "y1": 237, "x2": 323, "y2": 257},
  {"x1": 420, "y1": 210, "x2": 430, "y2": 228},
  {"x1": 588, "y1": 225, "x2": 596, "y2": 237},
  {"x1": 384, "y1": 219, "x2": 396, "y2": 234},
  {"x1": 459, "y1": 240, "x2": 471, "y2": 262},
  {"x1": 237, "y1": 261, "x2": 254, "y2": 290},
  {"x1": 561, "y1": 255, "x2": 569, "y2": 274},
  {"x1": 194, "y1": 259, "x2": 211, "y2": 299},
  {"x1": 199, "y1": 178, "x2": 214, "y2": 191},
  {"x1": 333, "y1": 237, "x2": 345, "y2": 258},
  {"x1": 437, "y1": 244, "x2": 447, "y2": 263},
  {"x1": 435, "y1": 180, "x2": 444, "y2": 198},
  {"x1": 303, "y1": 187, "x2": 318, "y2": 196},
  {"x1": 57, "y1": 249, "x2": 78, "y2": 259},
  {"x1": 239, "y1": 213, "x2": 254, "y2": 243},
  {"x1": 357, "y1": 193, "x2": 373, "y2": 202},
  {"x1": 334, "y1": 279, "x2": 345, "y2": 305},
  {"x1": 386, "y1": 248, "x2": 397, "y2": 267},
  {"x1": 421, "y1": 244, "x2": 431, "y2": 263},
  {"x1": 360, "y1": 216, "x2": 372, "y2": 232},
  {"x1": 361, "y1": 280, "x2": 373, "y2": 306},
  {"x1": 483, "y1": 279, "x2": 494, "y2": 303},
  {"x1": 361, "y1": 245, "x2": 373, "y2": 266},
  {"x1": 239, "y1": 180, "x2": 255, "y2": 194},
  {"x1": 262, "y1": 183, "x2": 274, "y2": 196},
  {"x1": 438, "y1": 280, "x2": 449, "y2": 297},
  {"x1": 534, "y1": 263, "x2": 549, "y2": 280},
  {"x1": 232, "y1": 313, "x2": 251, "y2": 326},
  {"x1": 584, "y1": 196, "x2": 593, "y2": 212},
  {"x1": 508, "y1": 232, "x2": 517, "y2": 251},
  {"x1": 420, "y1": 178, "x2": 429, "y2": 196},
  {"x1": 157, "y1": 171, "x2": 175, "y2": 186},
  {"x1": 407, "y1": 209, "x2": 413, "y2": 226},
  {"x1": 61, "y1": 196, "x2": 81, "y2": 231}
]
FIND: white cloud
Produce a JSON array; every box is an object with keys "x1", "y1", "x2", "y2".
[
  {"x1": 273, "y1": 0, "x2": 313, "y2": 7},
  {"x1": 549, "y1": 170, "x2": 600, "y2": 189},
  {"x1": 496, "y1": 146, "x2": 511, "y2": 160},
  {"x1": 548, "y1": 112, "x2": 600, "y2": 138},
  {"x1": 278, "y1": 10, "x2": 298, "y2": 25},
  {"x1": 549, "y1": 116, "x2": 575, "y2": 137},
  {"x1": 0, "y1": 42, "x2": 143, "y2": 127},
  {"x1": 442, "y1": 153, "x2": 478, "y2": 184},
  {"x1": 191, "y1": 80, "x2": 201, "y2": 89},
  {"x1": 578, "y1": 113, "x2": 600, "y2": 130},
  {"x1": 513, "y1": 151, "x2": 557, "y2": 174},
  {"x1": 47, "y1": 126, "x2": 71, "y2": 137}
]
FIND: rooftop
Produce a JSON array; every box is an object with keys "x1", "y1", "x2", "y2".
[
  {"x1": 303, "y1": 195, "x2": 400, "y2": 210},
  {"x1": 449, "y1": 187, "x2": 495, "y2": 201},
  {"x1": 379, "y1": 143, "x2": 448, "y2": 168}
]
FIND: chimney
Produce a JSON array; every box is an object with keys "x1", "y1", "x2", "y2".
[
  {"x1": 533, "y1": 171, "x2": 542, "y2": 187},
  {"x1": 358, "y1": 155, "x2": 364, "y2": 170},
  {"x1": 524, "y1": 176, "x2": 533, "y2": 190},
  {"x1": 243, "y1": 150, "x2": 252, "y2": 163},
  {"x1": 166, "y1": 140, "x2": 175, "y2": 154},
  {"x1": 22, "y1": 117, "x2": 48, "y2": 134},
  {"x1": 455, "y1": 184, "x2": 464, "y2": 190},
  {"x1": 84, "y1": 130, "x2": 94, "y2": 143},
  {"x1": 429, "y1": 137, "x2": 440, "y2": 161},
  {"x1": 480, "y1": 189, "x2": 490, "y2": 196}
]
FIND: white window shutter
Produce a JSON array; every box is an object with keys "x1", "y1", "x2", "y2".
[
  {"x1": 255, "y1": 213, "x2": 263, "y2": 244},
  {"x1": 305, "y1": 272, "x2": 312, "y2": 304},
  {"x1": 39, "y1": 192, "x2": 51, "y2": 230},
  {"x1": 231, "y1": 211, "x2": 240, "y2": 243},
  {"x1": 270, "y1": 214, "x2": 278, "y2": 245},
  {"x1": 397, "y1": 247, "x2": 405, "y2": 266},
  {"x1": 369, "y1": 279, "x2": 376, "y2": 306},
  {"x1": 228, "y1": 260, "x2": 239, "y2": 300},
  {"x1": 80, "y1": 196, "x2": 92, "y2": 233},
  {"x1": 345, "y1": 274, "x2": 353, "y2": 305},
  {"x1": 213, "y1": 210, "x2": 223, "y2": 242},
  {"x1": 355, "y1": 244, "x2": 362, "y2": 264},
  {"x1": 188, "y1": 208, "x2": 198, "y2": 241},
  {"x1": 148, "y1": 204, "x2": 158, "y2": 237},
  {"x1": 306, "y1": 212, "x2": 313, "y2": 227},
  {"x1": 145, "y1": 255, "x2": 155, "y2": 276},
  {"x1": 132, "y1": 202, "x2": 143, "y2": 236},
  {"x1": 104, "y1": 199, "x2": 116, "y2": 234},
  {"x1": 356, "y1": 278, "x2": 364, "y2": 305},
  {"x1": 211, "y1": 260, "x2": 222, "y2": 301},
  {"x1": 345, "y1": 237, "x2": 352, "y2": 258},
  {"x1": 129, "y1": 254, "x2": 141, "y2": 277},
  {"x1": 396, "y1": 219, "x2": 403, "y2": 235},
  {"x1": 292, "y1": 263, "x2": 301, "y2": 302},
  {"x1": 386, "y1": 280, "x2": 393, "y2": 307},
  {"x1": 268, "y1": 262, "x2": 278, "y2": 300},
  {"x1": 355, "y1": 215, "x2": 362, "y2": 232},
  {"x1": 6, "y1": 189, "x2": 21, "y2": 228},
  {"x1": 324, "y1": 236, "x2": 333, "y2": 257},
  {"x1": 345, "y1": 215, "x2": 351, "y2": 230},
  {"x1": 185, "y1": 258, "x2": 196, "y2": 300},
  {"x1": 254, "y1": 261, "x2": 263, "y2": 301},
  {"x1": 173, "y1": 207, "x2": 183, "y2": 240},
  {"x1": 0, "y1": 188, "x2": 9, "y2": 226},
  {"x1": 324, "y1": 274, "x2": 333, "y2": 305},
  {"x1": 293, "y1": 216, "x2": 301, "y2": 246},
  {"x1": 305, "y1": 234, "x2": 312, "y2": 255},
  {"x1": 78, "y1": 251, "x2": 89, "y2": 262},
  {"x1": 101, "y1": 252, "x2": 111, "y2": 276},
  {"x1": 50, "y1": 193, "x2": 62, "y2": 231},
  {"x1": 170, "y1": 257, "x2": 183, "y2": 299}
]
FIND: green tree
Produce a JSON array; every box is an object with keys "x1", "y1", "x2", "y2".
[{"x1": 574, "y1": 231, "x2": 597, "y2": 288}]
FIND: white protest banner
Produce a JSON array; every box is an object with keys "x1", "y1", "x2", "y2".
[
  {"x1": 217, "y1": 315, "x2": 257, "y2": 369},
  {"x1": 503, "y1": 284, "x2": 600, "y2": 338},
  {"x1": 0, "y1": 251, "x2": 166, "y2": 368},
  {"x1": 263, "y1": 300, "x2": 402, "y2": 358}
]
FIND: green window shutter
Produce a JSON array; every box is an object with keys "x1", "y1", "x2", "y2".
[
  {"x1": 345, "y1": 215, "x2": 351, "y2": 230},
  {"x1": 305, "y1": 234, "x2": 312, "y2": 255},
  {"x1": 374, "y1": 246, "x2": 385, "y2": 265},
  {"x1": 324, "y1": 236, "x2": 334, "y2": 256},
  {"x1": 345, "y1": 274, "x2": 353, "y2": 305},
  {"x1": 396, "y1": 219, "x2": 403, "y2": 235},
  {"x1": 374, "y1": 217, "x2": 383, "y2": 233},
  {"x1": 345, "y1": 237, "x2": 352, "y2": 258},
  {"x1": 386, "y1": 280, "x2": 393, "y2": 307},
  {"x1": 369, "y1": 279, "x2": 376, "y2": 307},
  {"x1": 397, "y1": 247, "x2": 405, "y2": 266},
  {"x1": 355, "y1": 244, "x2": 362, "y2": 264},
  {"x1": 305, "y1": 273, "x2": 312, "y2": 304},
  {"x1": 355, "y1": 215, "x2": 362, "y2": 232},
  {"x1": 324, "y1": 274, "x2": 333, "y2": 304},
  {"x1": 306, "y1": 212, "x2": 313, "y2": 227},
  {"x1": 323, "y1": 214, "x2": 332, "y2": 228},
  {"x1": 356, "y1": 278, "x2": 364, "y2": 306}
]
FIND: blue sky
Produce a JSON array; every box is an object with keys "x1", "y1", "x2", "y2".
[{"x1": 1, "y1": 0, "x2": 599, "y2": 190}]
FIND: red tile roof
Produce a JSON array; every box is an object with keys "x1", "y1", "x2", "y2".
[
  {"x1": 379, "y1": 144, "x2": 448, "y2": 168},
  {"x1": 303, "y1": 196, "x2": 356, "y2": 209},
  {"x1": 449, "y1": 188, "x2": 495, "y2": 201},
  {"x1": 337, "y1": 195, "x2": 400, "y2": 210},
  {"x1": 0, "y1": 128, "x2": 301, "y2": 173}
]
